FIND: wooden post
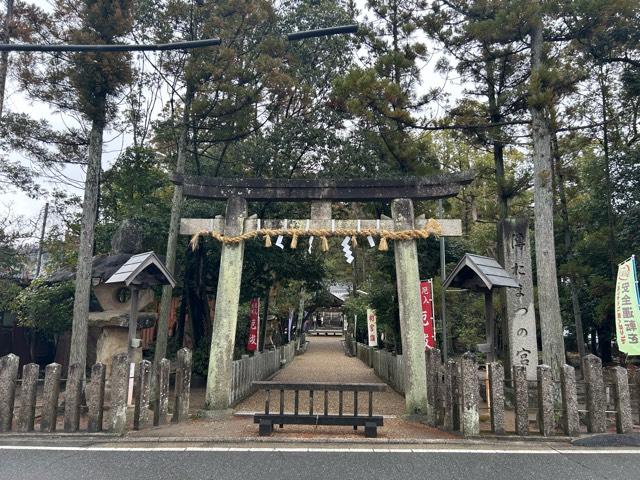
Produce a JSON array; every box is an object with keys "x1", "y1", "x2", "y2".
[
  {"x1": 205, "y1": 197, "x2": 248, "y2": 411},
  {"x1": 484, "y1": 291, "x2": 495, "y2": 363},
  {"x1": 127, "y1": 287, "x2": 139, "y2": 407},
  {"x1": 391, "y1": 198, "x2": 430, "y2": 418}
]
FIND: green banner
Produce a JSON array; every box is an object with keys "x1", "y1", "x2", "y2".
[{"x1": 615, "y1": 256, "x2": 640, "y2": 356}]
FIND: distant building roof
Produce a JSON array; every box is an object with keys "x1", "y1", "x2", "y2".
[
  {"x1": 443, "y1": 253, "x2": 519, "y2": 292},
  {"x1": 106, "y1": 251, "x2": 175, "y2": 288}
]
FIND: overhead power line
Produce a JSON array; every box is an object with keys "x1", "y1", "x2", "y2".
[
  {"x1": 0, "y1": 24, "x2": 359, "y2": 53},
  {"x1": 0, "y1": 38, "x2": 222, "y2": 53}
]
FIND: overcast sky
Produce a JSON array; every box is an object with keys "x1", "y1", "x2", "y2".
[{"x1": 0, "y1": 0, "x2": 464, "y2": 242}]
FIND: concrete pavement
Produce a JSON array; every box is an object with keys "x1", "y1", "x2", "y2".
[{"x1": 1, "y1": 442, "x2": 639, "y2": 480}]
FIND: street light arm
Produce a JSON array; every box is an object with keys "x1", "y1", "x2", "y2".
[
  {"x1": 0, "y1": 38, "x2": 222, "y2": 53},
  {"x1": 287, "y1": 24, "x2": 358, "y2": 42}
]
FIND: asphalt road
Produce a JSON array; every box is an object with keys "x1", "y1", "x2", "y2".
[{"x1": 1, "y1": 445, "x2": 639, "y2": 480}]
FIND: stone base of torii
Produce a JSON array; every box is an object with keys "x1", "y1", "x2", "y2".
[{"x1": 175, "y1": 174, "x2": 473, "y2": 420}]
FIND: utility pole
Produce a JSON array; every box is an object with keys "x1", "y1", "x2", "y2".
[
  {"x1": 0, "y1": 0, "x2": 14, "y2": 118},
  {"x1": 437, "y1": 199, "x2": 448, "y2": 360},
  {"x1": 35, "y1": 202, "x2": 49, "y2": 277}
]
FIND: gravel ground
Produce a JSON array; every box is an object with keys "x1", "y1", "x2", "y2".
[
  {"x1": 235, "y1": 336, "x2": 406, "y2": 416},
  {"x1": 127, "y1": 336, "x2": 457, "y2": 440}
]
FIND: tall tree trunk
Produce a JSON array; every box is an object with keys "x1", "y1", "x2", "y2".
[
  {"x1": 0, "y1": 0, "x2": 14, "y2": 118},
  {"x1": 598, "y1": 70, "x2": 616, "y2": 280},
  {"x1": 529, "y1": 19, "x2": 566, "y2": 382},
  {"x1": 486, "y1": 58, "x2": 509, "y2": 222},
  {"x1": 553, "y1": 127, "x2": 585, "y2": 359},
  {"x1": 69, "y1": 114, "x2": 105, "y2": 376},
  {"x1": 154, "y1": 85, "x2": 194, "y2": 369}
]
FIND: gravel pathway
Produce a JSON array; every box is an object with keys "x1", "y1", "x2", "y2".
[
  {"x1": 235, "y1": 336, "x2": 407, "y2": 416},
  {"x1": 128, "y1": 336, "x2": 456, "y2": 440}
]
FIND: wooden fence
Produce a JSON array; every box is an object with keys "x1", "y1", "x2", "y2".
[
  {"x1": 349, "y1": 340, "x2": 640, "y2": 438},
  {"x1": 0, "y1": 348, "x2": 192, "y2": 434},
  {"x1": 229, "y1": 343, "x2": 296, "y2": 406}
]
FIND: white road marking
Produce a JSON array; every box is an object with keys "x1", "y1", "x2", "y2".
[{"x1": 0, "y1": 445, "x2": 639, "y2": 454}]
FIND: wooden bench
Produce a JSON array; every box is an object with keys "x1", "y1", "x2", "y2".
[{"x1": 253, "y1": 381, "x2": 386, "y2": 438}]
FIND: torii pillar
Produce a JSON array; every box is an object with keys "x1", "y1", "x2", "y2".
[
  {"x1": 392, "y1": 199, "x2": 430, "y2": 418},
  {"x1": 204, "y1": 197, "x2": 247, "y2": 411}
]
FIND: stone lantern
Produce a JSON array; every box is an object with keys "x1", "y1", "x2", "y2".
[{"x1": 89, "y1": 251, "x2": 175, "y2": 374}]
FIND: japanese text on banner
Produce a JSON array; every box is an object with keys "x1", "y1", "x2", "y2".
[
  {"x1": 367, "y1": 308, "x2": 378, "y2": 347},
  {"x1": 247, "y1": 298, "x2": 260, "y2": 352},
  {"x1": 420, "y1": 280, "x2": 436, "y2": 349},
  {"x1": 615, "y1": 257, "x2": 640, "y2": 356}
]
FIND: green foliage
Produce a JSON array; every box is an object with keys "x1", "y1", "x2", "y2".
[
  {"x1": 12, "y1": 280, "x2": 75, "y2": 339},
  {"x1": 0, "y1": 280, "x2": 21, "y2": 313}
]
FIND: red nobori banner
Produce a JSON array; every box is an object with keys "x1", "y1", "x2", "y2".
[
  {"x1": 420, "y1": 280, "x2": 436, "y2": 350},
  {"x1": 247, "y1": 298, "x2": 260, "y2": 352}
]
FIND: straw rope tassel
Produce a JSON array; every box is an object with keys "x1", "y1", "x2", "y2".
[
  {"x1": 351, "y1": 235, "x2": 358, "y2": 248},
  {"x1": 290, "y1": 231, "x2": 298, "y2": 249},
  {"x1": 321, "y1": 236, "x2": 329, "y2": 252},
  {"x1": 264, "y1": 233, "x2": 272, "y2": 248},
  {"x1": 378, "y1": 235, "x2": 388, "y2": 251}
]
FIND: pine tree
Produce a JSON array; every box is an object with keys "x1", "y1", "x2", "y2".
[{"x1": 18, "y1": 0, "x2": 133, "y2": 375}]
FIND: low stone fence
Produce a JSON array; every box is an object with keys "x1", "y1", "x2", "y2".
[
  {"x1": 350, "y1": 341, "x2": 640, "y2": 438},
  {"x1": 229, "y1": 342, "x2": 296, "y2": 406},
  {"x1": 0, "y1": 348, "x2": 192, "y2": 434}
]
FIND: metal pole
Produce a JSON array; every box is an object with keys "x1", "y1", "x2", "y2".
[{"x1": 438, "y1": 199, "x2": 448, "y2": 361}]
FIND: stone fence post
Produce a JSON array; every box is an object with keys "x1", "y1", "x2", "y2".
[
  {"x1": 63, "y1": 363, "x2": 83, "y2": 432},
  {"x1": 561, "y1": 364, "x2": 580, "y2": 436},
  {"x1": 110, "y1": 353, "x2": 129, "y2": 434},
  {"x1": 513, "y1": 365, "x2": 528, "y2": 436},
  {"x1": 0, "y1": 353, "x2": 19, "y2": 432},
  {"x1": 460, "y1": 352, "x2": 479, "y2": 437},
  {"x1": 134, "y1": 360, "x2": 152, "y2": 430},
  {"x1": 173, "y1": 348, "x2": 192, "y2": 423},
  {"x1": 41, "y1": 363, "x2": 62, "y2": 433},
  {"x1": 425, "y1": 348, "x2": 441, "y2": 427},
  {"x1": 443, "y1": 359, "x2": 456, "y2": 431},
  {"x1": 17, "y1": 363, "x2": 39, "y2": 432},
  {"x1": 87, "y1": 363, "x2": 106, "y2": 433},
  {"x1": 488, "y1": 362, "x2": 505, "y2": 435},
  {"x1": 582, "y1": 354, "x2": 606, "y2": 433},
  {"x1": 154, "y1": 358, "x2": 170, "y2": 426},
  {"x1": 611, "y1": 366, "x2": 633, "y2": 434},
  {"x1": 537, "y1": 365, "x2": 554, "y2": 437}
]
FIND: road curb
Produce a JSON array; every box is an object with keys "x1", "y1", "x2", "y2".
[{"x1": 0, "y1": 433, "x2": 574, "y2": 446}]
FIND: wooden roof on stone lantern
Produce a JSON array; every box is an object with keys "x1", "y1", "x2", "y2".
[
  {"x1": 105, "y1": 251, "x2": 176, "y2": 288},
  {"x1": 443, "y1": 253, "x2": 519, "y2": 292}
]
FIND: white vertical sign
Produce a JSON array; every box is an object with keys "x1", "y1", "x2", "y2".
[{"x1": 367, "y1": 308, "x2": 378, "y2": 347}]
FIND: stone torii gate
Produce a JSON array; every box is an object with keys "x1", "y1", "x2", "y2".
[{"x1": 176, "y1": 173, "x2": 473, "y2": 417}]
